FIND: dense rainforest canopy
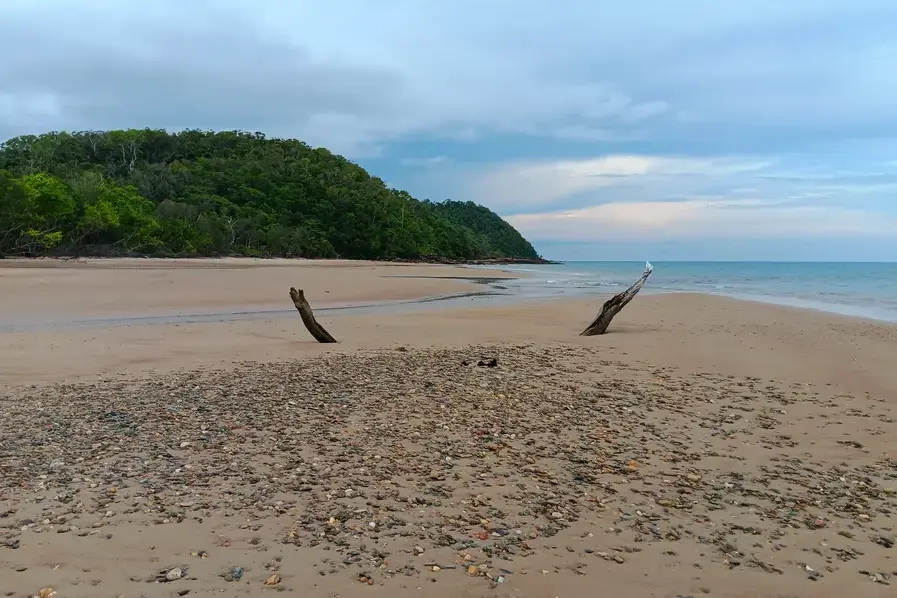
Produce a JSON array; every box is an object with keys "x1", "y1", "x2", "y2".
[{"x1": 0, "y1": 129, "x2": 541, "y2": 261}]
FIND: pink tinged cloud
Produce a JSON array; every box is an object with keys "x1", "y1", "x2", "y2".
[
  {"x1": 506, "y1": 199, "x2": 897, "y2": 242},
  {"x1": 471, "y1": 155, "x2": 772, "y2": 208}
]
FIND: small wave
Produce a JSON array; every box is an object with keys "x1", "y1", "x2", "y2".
[
  {"x1": 520, "y1": 277, "x2": 582, "y2": 285},
  {"x1": 465, "y1": 265, "x2": 543, "y2": 274},
  {"x1": 497, "y1": 267, "x2": 542, "y2": 273},
  {"x1": 582, "y1": 281, "x2": 620, "y2": 287}
]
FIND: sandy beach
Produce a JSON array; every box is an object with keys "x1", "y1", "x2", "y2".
[{"x1": 2, "y1": 259, "x2": 896, "y2": 598}]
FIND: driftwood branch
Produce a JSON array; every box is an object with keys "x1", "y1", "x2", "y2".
[
  {"x1": 289, "y1": 287, "x2": 338, "y2": 343},
  {"x1": 580, "y1": 262, "x2": 653, "y2": 336}
]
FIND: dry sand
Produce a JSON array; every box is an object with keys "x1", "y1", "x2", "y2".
[{"x1": 1, "y1": 259, "x2": 896, "y2": 598}]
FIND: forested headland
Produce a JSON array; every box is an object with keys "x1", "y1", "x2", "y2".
[{"x1": 0, "y1": 129, "x2": 544, "y2": 262}]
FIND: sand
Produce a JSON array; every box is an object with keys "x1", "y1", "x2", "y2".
[
  {"x1": 1, "y1": 259, "x2": 896, "y2": 598},
  {"x1": 0, "y1": 257, "x2": 506, "y2": 322}
]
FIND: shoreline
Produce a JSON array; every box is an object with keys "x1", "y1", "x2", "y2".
[
  {"x1": 4, "y1": 256, "x2": 894, "y2": 325},
  {"x1": 4, "y1": 287, "x2": 897, "y2": 335},
  {"x1": 0, "y1": 254, "x2": 560, "y2": 268},
  {"x1": 465, "y1": 262, "x2": 897, "y2": 325},
  {"x1": 699, "y1": 289, "x2": 897, "y2": 325}
]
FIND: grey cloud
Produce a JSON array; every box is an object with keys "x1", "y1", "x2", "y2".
[
  {"x1": 1, "y1": 0, "x2": 896, "y2": 157},
  {"x1": 0, "y1": 3, "x2": 405, "y2": 153},
  {"x1": 0, "y1": 0, "x2": 672, "y2": 153}
]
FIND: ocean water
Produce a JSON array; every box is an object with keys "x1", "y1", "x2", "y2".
[{"x1": 473, "y1": 262, "x2": 897, "y2": 323}]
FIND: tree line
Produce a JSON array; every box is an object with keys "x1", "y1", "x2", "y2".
[{"x1": 0, "y1": 129, "x2": 541, "y2": 261}]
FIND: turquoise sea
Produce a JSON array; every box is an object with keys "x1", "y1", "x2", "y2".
[{"x1": 474, "y1": 262, "x2": 897, "y2": 323}]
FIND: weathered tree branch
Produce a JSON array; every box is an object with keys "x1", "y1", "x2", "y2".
[
  {"x1": 289, "y1": 287, "x2": 338, "y2": 343},
  {"x1": 580, "y1": 262, "x2": 653, "y2": 336}
]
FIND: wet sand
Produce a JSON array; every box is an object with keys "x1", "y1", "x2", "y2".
[
  {"x1": 1, "y1": 259, "x2": 896, "y2": 598},
  {"x1": 0, "y1": 257, "x2": 505, "y2": 323}
]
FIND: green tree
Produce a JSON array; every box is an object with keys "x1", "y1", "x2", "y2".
[
  {"x1": 0, "y1": 170, "x2": 30, "y2": 256},
  {"x1": 2, "y1": 172, "x2": 76, "y2": 255}
]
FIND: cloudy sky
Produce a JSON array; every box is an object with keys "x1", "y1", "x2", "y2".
[{"x1": 2, "y1": 0, "x2": 896, "y2": 260}]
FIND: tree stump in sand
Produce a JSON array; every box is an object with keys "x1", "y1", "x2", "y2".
[
  {"x1": 289, "y1": 287, "x2": 338, "y2": 343},
  {"x1": 580, "y1": 262, "x2": 653, "y2": 336}
]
